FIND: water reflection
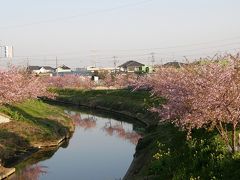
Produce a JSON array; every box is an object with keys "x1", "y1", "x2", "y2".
[
  {"x1": 11, "y1": 109, "x2": 141, "y2": 180},
  {"x1": 66, "y1": 110, "x2": 142, "y2": 145},
  {"x1": 12, "y1": 165, "x2": 47, "y2": 180},
  {"x1": 68, "y1": 112, "x2": 97, "y2": 130},
  {"x1": 103, "y1": 121, "x2": 141, "y2": 145}
]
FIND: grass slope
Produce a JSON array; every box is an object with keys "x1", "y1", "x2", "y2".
[
  {"x1": 0, "y1": 99, "x2": 74, "y2": 166},
  {"x1": 51, "y1": 88, "x2": 164, "y2": 125}
]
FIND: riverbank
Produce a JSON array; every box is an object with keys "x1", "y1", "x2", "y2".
[
  {"x1": 1, "y1": 88, "x2": 240, "y2": 179},
  {"x1": 49, "y1": 88, "x2": 163, "y2": 126},
  {"x1": 0, "y1": 99, "x2": 74, "y2": 178},
  {"x1": 0, "y1": 166, "x2": 15, "y2": 179},
  {"x1": 51, "y1": 88, "x2": 240, "y2": 180}
]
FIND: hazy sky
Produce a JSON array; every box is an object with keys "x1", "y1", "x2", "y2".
[{"x1": 0, "y1": 0, "x2": 240, "y2": 68}]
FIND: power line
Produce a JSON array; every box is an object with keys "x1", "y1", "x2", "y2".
[
  {"x1": 11, "y1": 42, "x2": 240, "y2": 60},
  {"x1": 0, "y1": 0, "x2": 155, "y2": 30},
  {"x1": 11, "y1": 48, "x2": 239, "y2": 68},
  {"x1": 10, "y1": 36, "x2": 240, "y2": 59},
  {"x1": 8, "y1": 38, "x2": 240, "y2": 67},
  {"x1": 90, "y1": 37, "x2": 240, "y2": 52}
]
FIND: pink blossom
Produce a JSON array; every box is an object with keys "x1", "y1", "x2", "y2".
[{"x1": 137, "y1": 54, "x2": 240, "y2": 152}]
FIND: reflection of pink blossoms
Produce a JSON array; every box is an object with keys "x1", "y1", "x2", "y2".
[
  {"x1": 15, "y1": 164, "x2": 47, "y2": 180},
  {"x1": 69, "y1": 113, "x2": 96, "y2": 130},
  {"x1": 103, "y1": 123, "x2": 141, "y2": 145}
]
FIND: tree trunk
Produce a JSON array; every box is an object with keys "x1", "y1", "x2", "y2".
[{"x1": 232, "y1": 123, "x2": 237, "y2": 153}]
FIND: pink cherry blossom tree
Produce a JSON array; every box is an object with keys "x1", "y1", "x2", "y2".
[
  {"x1": 0, "y1": 67, "x2": 94, "y2": 105},
  {"x1": 104, "y1": 73, "x2": 138, "y2": 88},
  {"x1": 137, "y1": 54, "x2": 240, "y2": 153},
  {"x1": 0, "y1": 68, "x2": 51, "y2": 104},
  {"x1": 46, "y1": 75, "x2": 93, "y2": 89}
]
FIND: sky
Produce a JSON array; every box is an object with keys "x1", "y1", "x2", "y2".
[{"x1": 0, "y1": 0, "x2": 240, "y2": 68}]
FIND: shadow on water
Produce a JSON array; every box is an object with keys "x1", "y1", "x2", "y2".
[
  {"x1": 0, "y1": 104, "x2": 73, "y2": 168},
  {"x1": 8, "y1": 141, "x2": 70, "y2": 180},
  {"x1": 0, "y1": 129, "x2": 34, "y2": 167}
]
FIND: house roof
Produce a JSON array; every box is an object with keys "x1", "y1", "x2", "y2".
[
  {"x1": 58, "y1": 65, "x2": 71, "y2": 70},
  {"x1": 119, "y1": 61, "x2": 144, "y2": 68},
  {"x1": 163, "y1": 62, "x2": 186, "y2": 68},
  {"x1": 27, "y1": 66, "x2": 41, "y2": 71},
  {"x1": 43, "y1": 66, "x2": 55, "y2": 70}
]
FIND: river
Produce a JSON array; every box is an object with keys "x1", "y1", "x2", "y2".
[{"x1": 8, "y1": 107, "x2": 142, "y2": 180}]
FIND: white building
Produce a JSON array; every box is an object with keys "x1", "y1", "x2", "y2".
[{"x1": 27, "y1": 66, "x2": 55, "y2": 74}]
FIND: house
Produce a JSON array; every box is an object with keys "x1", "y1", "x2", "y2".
[
  {"x1": 40, "y1": 66, "x2": 55, "y2": 73},
  {"x1": 27, "y1": 66, "x2": 41, "y2": 74},
  {"x1": 74, "y1": 68, "x2": 92, "y2": 77},
  {"x1": 27, "y1": 66, "x2": 55, "y2": 74},
  {"x1": 86, "y1": 67, "x2": 117, "y2": 73},
  {"x1": 119, "y1": 61, "x2": 153, "y2": 73},
  {"x1": 119, "y1": 61, "x2": 144, "y2": 72},
  {"x1": 56, "y1": 65, "x2": 72, "y2": 73}
]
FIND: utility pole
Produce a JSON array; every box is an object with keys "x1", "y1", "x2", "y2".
[
  {"x1": 56, "y1": 56, "x2": 58, "y2": 76},
  {"x1": 90, "y1": 50, "x2": 97, "y2": 67},
  {"x1": 113, "y1": 56, "x2": 118, "y2": 74},
  {"x1": 160, "y1": 58, "x2": 163, "y2": 67},
  {"x1": 26, "y1": 57, "x2": 30, "y2": 68},
  {"x1": 151, "y1": 52, "x2": 155, "y2": 66},
  {"x1": 27, "y1": 57, "x2": 29, "y2": 67},
  {"x1": 0, "y1": 41, "x2": 3, "y2": 61}
]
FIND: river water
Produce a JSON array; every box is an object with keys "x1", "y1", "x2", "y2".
[{"x1": 9, "y1": 107, "x2": 142, "y2": 180}]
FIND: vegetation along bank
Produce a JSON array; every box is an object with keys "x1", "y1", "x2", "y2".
[{"x1": 50, "y1": 88, "x2": 240, "y2": 180}]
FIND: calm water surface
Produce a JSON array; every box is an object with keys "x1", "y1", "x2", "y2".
[{"x1": 9, "y1": 108, "x2": 141, "y2": 180}]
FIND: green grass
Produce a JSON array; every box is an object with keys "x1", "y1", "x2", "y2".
[
  {"x1": 51, "y1": 88, "x2": 165, "y2": 125},
  {"x1": 133, "y1": 125, "x2": 240, "y2": 180},
  {"x1": 0, "y1": 99, "x2": 74, "y2": 165}
]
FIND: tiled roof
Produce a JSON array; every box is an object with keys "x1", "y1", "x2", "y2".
[
  {"x1": 43, "y1": 66, "x2": 55, "y2": 70},
  {"x1": 59, "y1": 65, "x2": 71, "y2": 70},
  {"x1": 119, "y1": 61, "x2": 144, "y2": 68},
  {"x1": 27, "y1": 66, "x2": 41, "y2": 71}
]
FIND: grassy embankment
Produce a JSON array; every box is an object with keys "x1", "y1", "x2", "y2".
[
  {"x1": 50, "y1": 88, "x2": 163, "y2": 126},
  {"x1": 0, "y1": 99, "x2": 74, "y2": 166},
  {"x1": 52, "y1": 88, "x2": 240, "y2": 180}
]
